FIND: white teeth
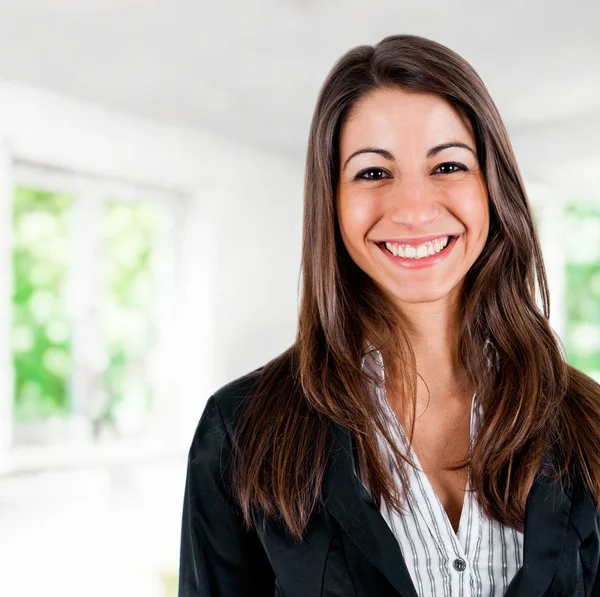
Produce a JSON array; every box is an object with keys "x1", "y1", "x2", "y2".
[
  {"x1": 416, "y1": 245, "x2": 428, "y2": 258},
  {"x1": 384, "y1": 236, "x2": 451, "y2": 260}
]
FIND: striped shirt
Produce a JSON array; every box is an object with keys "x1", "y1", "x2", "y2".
[{"x1": 356, "y1": 348, "x2": 524, "y2": 596}]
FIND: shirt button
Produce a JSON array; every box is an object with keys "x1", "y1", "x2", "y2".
[{"x1": 453, "y1": 558, "x2": 467, "y2": 572}]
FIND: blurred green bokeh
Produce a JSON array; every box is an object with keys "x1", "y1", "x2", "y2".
[
  {"x1": 11, "y1": 187, "x2": 168, "y2": 431},
  {"x1": 12, "y1": 187, "x2": 73, "y2": 420},
  {"x1": 564, "y1": 202, "x2": 600, "y2": 376},
  {"x1": 97, "y1": 200, "x2": 164, "y2": 434}
]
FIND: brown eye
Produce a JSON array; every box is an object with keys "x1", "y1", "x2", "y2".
[
  {"x1": 355, "y1": 167, "x2": 390, "y2": 181},
  {"x1": 434, "y1": 162, "x2": 467, "y2": 174}
]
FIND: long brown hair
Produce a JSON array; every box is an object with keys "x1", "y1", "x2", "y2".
[{"x1": 230, "y1": 34, "x2": 600, "y2": 541}]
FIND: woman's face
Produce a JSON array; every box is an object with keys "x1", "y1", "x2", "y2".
[{"x1": 336, "y1": 87, "x2": 489, "y2": 309}]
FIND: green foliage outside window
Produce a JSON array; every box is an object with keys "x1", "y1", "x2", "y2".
[
  {"x1": 11, "y1": 187, "x2": 74, "y2": 420},
  {"x1": 95, "y1": 201, "x2": 166, "y2": 434},
  {"x1": 11, "y1": 186, "x2": 170, "y2": 435},
  {"x1": 564, "y1": 202, "x2": 600, "y2": 377}
]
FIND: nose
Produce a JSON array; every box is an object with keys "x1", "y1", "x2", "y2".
[{"x1": 387, "y1": 179, "x2": 441, "y2": 229}]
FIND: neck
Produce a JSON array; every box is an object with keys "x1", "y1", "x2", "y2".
[{"x1": 395, "y1": 296, "x2": 471, "y2": 407}]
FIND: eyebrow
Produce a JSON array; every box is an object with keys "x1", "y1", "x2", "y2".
[{"x1": 341, "y1": 141, "x2": 477, "y2": 171}]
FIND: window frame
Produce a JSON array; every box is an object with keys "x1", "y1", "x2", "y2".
[{"x1": 3, "y1": 159, "x2": 189, "y2": 472}]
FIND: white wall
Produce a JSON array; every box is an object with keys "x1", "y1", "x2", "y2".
[
  {"x1": 510, "y1": 113, "x2": 600, "y2": 198},
  {"x1": 0, "y1": 79, "x2": 304, "y2": 450}
]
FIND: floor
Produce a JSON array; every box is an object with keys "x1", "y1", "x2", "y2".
[{"x1": 0, "y1": 457, "x2": 186, "y2": 597}]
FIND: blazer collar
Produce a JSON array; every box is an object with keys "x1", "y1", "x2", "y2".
[{"x1": 322, "y1": 421, "x2": 573, "y2": 597}]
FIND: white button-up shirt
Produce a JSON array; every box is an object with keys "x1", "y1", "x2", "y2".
[{"x1": 356, "y1": 348, "x2": 524, "y2": 596}]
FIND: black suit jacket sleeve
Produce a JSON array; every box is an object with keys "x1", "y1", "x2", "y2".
[
  {"x1": 178, "y1": 394, "x2": 275, "y2": 597},
  {"x1": 592, "y1": 512, "x2": 600, "y2": 597}
]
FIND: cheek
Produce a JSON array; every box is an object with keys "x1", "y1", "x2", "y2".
[
  {"x1": 337, "y1": 195, "x2": 380, "y2": 249},
  {"x1": 448, "y1": 183, "x2": 489, "y2": 238}
]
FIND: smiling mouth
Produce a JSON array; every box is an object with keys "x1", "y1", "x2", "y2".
[{"x1": 378, "y1": 235, "x2": 459, "y2": 260}]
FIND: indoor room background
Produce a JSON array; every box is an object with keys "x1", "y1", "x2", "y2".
[{"x1": 0, "y1": 1, "x2": 598, "y2": 596}]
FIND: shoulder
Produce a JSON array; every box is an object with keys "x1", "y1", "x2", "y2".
[
  {"x1": 187, "y1": 365, "x2": 266, "y2": 462},
  {"x1": 211, "y1": 365, "x2": 266, "y2": 433}
]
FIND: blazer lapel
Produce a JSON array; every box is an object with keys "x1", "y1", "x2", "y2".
[
  {"x1": 323, "y1": 421, "x2": 573, "y2": 597},
  {"x1": 322, "y1": 421, "x2": 418, "y2": 597},
  {"x1": 504, "y1": 467, "x2": 573, "y2": 597}
]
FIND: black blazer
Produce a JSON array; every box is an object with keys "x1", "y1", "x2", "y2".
[{"x1": 178, "y1": 368, "x2": 600, "y2": 597}]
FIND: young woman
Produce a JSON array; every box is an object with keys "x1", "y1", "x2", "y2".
[{"x1": 178, "y1": 34, "x2": 600, "y2": 597}]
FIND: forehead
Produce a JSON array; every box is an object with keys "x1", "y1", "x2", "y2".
[{"x1": 340, "y1": 87, "x2": 475, "y2": 152}]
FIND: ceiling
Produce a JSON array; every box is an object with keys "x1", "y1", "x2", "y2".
[{"x1": 0, "y1": 0, "x2": 598, "y2": 164}]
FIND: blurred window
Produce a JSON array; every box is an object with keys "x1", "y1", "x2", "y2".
[
  {"x1": 12, "y1": 188, "x2": 74, "y2": 421},
  {"x1": 564, "y1": 201, "x2": 600, "y2": 380},
  {"x1": 11, "y1": 181, "x2": 179, "y2": 448}
]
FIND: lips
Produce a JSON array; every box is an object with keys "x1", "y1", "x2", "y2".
[{"x1": 376, "y1": 234, "x2": 460, "y2": 269}]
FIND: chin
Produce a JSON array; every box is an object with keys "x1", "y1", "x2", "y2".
[
  {"x1": 387, "y1": 283, "x2": 455, "y2": 306},
  {"x1": 395, "y1": 293, "x2": 450, "y2": 305}
]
